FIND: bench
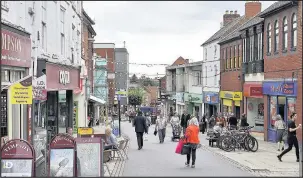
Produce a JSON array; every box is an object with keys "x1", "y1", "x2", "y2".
[{"x1": 206, "y1": 137, "x2": 218, "y2": 147}]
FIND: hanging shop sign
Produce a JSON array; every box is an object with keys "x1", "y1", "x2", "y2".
[
  {"x1": 220, "y1": 91, "x2": 242, "y2": 101},
  {"x1": 9, "y1": 76, "x2": 33, "y2": 104},
  {"x1": 75, "y1": 138, "x2": 103, "y2": 177},
  {"x1": 32, "y1": 75, "x2": 47, "y2": 100},
  {"x1": 262, "y1": 81, "x2": 297, "y2": 96},
  {"x1": 1, "y1": 27, "x2": 31, "y2": 68},
  {"x1": 1, "y1": 139, "x2": 35, "y2": 177},
  {"x1": 203, "y1": 92, "x2": 219, "y2": 104},
  {"x1": 184, "y1": 93, "x2": 203, "y2": 104},
  {"x1": 73, "y1": 102, "x2": 78, "y2": 135},
  {"x1": 176, "y1": 92, "x2": 184, "y2": 103},
  {"x1": 49, "y1": 134, "x2": 76, "y2": 177}
]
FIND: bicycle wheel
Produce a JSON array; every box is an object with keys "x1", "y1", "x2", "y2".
[
  {"x1": 245, "y1": 136, "x2": 259, "y2": 152},
  {"x1": 221, "y1": 136, "x2": 235, "y2": 152}
]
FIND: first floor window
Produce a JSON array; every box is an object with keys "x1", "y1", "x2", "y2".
[{"x1": 61, "y1": 34, "x2": 65, "y2": 55}]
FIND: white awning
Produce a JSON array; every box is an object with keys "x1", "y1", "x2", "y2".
[{"x1": 89, "y1": 95, "x2": 106, "y2": 104}]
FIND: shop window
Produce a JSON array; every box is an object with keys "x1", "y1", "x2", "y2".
[
  {"x1": 33, "y1": 101, "x2": 47, "y2": 161},
  {"x1": 269, "y1": 96, "x2": 277, "y2": 129},
  {"x1": 1, "y1": 70, "x2": 9, "y2": 82}
]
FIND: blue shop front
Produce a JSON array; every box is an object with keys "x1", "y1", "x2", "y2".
[
  {"x1": 262, "y1": 81, "x2": 297, "y2": 142},
  {"x1": 203, "y1": 92, "x2": 219, "y2": 117}
]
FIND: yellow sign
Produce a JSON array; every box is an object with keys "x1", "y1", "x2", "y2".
[
  {"x1": 78, "y1": 127, "x2": 94, "y2": 135},
  {"x1": 220, "y1": 91, "x2": 242, "y2": 101},
  {"x1": 10, "y1": 79, "x2": 33, "y2": 104},
  {"x1": 116, "y1": 91, "x2": 127, "y2": 95}
]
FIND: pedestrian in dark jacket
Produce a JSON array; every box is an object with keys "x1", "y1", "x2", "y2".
[
  {"x1": 180, "y1": 110, "x2": 191, "y2": 134},
  {"x1": 240, "y1": 113, "x2": 249, "y2": 127},
  {"x1": 134, "y1": 111, "x2": 148, "y2": 150},
  {"x1": 228, "y1": 114, "x2": 238, "y2": 129}
]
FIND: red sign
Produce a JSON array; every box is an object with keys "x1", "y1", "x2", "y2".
[
  {"x1": 1, "y1": 28, "x2": 31, "y2": 68},
  {"x1": 50, "y1": 134, "x2": 75, "y2": 148},
  {"x1": 1, "y1": 139, "x2": 34, "y2": 159},
  {"x1": 46, "y1": 63, "x2": 80, "y2": 91},
  {"x1": 250, "y1": 87, "x2": 263, "y2": 97}
]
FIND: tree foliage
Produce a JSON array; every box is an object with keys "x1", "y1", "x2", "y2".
[
  {"x1": 130, "y1": 74, "x2": 138, "y2": 83},
  {"x1": 128, "y1": 87, "x2": 144, "y2": 106}
]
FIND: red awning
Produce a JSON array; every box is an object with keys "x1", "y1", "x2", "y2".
[{"x1": 243, "y1": 82, "x2": 263, "y2": 98}]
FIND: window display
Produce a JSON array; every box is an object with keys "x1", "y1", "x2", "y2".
[
  {"x1": 287, "y1": 98, "x2": 296, "y2": 120},
  {"x1": 269, "y1": 96, "x2": 277, "y2": 129}
]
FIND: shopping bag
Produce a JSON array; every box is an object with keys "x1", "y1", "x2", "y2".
[
  {"x1": 154, "y1": 129, "x2": 158, "y2": 136},
  {"x1": 181, "y1": 144, "x2": 191, "y2": 155},
  {"x1": 175, "y1": 140, "x2": 184, "y2": 154},
  {"x1": 144, "y1": 134, "x2": 148, "y2": 141}
]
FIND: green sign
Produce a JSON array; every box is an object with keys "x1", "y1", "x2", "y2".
[
  {"x1": 73, "y1": 101, "x2": 78, "y2": 134},
  {"x1": 184, "y1": 93, "x2": 203, "y2": 104}
]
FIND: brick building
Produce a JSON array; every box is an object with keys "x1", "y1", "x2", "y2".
[
  {"x1": 259, "y1": 1, "x2": 302, "y2": 142},
  {"x1": 93, "y1": 43, "x2": 116, "y2": 113},
  {"x1": 219, "y1": 2, "x2": 262, "y2": 119}
]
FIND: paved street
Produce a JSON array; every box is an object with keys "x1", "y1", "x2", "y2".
[{"x1": 122, "y1": 122, "x2": 253, "y2": 176}]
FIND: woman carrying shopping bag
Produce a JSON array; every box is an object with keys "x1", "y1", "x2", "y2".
[{"x1": 182, "y1": 116, "x2": 200, "y2": 168}]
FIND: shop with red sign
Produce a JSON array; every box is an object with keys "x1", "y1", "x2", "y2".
[{"x1": 243, "y1": 82, "x2": 264, "y2": 133}]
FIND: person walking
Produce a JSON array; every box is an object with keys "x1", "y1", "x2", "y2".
[
  {"x1": 134, "y1": 111, "x2": 148, "y2": 150},
  {"x1": 200, "y1": 114, "x2": 207, "y2": 134},
  {"x1": 181, "y1": 110, "x2": 190, "y2": 135},
  {"x1": 155, "y1": 114, "x2": 167, "y2": 143},
  {"x1": 184, "y1": 116, "x2": 200, "y2": 168},
  {"x1": 240, "y1": 113, "x2": 249, "y2": 127},
  {"x1": 274, "y1": 115, "x2": 286, "y2": 151},
  {"x1": 277, "y1": 112, "x2": 301, "y2": 162},
  {"x1": 144, "y1": 113, "x2": 152, "y2": 141}
]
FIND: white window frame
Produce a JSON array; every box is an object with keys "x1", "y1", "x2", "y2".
[
  {"x1": 243, "y1": 38, "x2": 246, "y2": 63},
  {"x1": 1, "y1": 1, "x2": 9, "y2": 11},
  {"x1": 205, "y1": 66, "x2": 207, "y2": 85},
  {"x1": 61, "y1": 34, "x2": 65, "y2": 56},
  {"x1": 42, "y1": 22, "x2": 47, "y2": 51},
  {"x1": 214, "y1": 65, "x2": 217, "y2": 85},
  {"x1": 274, "y1": 20, "x2": 279, "y2": 52},
  {"x1": 282, "y1": 17, "x2": 288, "y2": 50},
  {"x1": 291, "y1": 13, "x2": 297, "y2": 48},
  {"x1": 204, "y1": 48, "x2": 207, "y2": 61}
]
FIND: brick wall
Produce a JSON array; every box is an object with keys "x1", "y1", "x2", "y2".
[
  {"x1": 263, "y1": 5, "x2": 302, "y2": 141},
  {"x1": 94, "y1": 48, "x2": 115, "y2": 106}
]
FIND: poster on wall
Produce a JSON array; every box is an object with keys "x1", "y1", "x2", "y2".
[
  {"x1": 270, "y1": 96, "x2": 277, "y2": 128},
  {"x1": 254, "y1": 103, "x2": 264, "y2": 132},
  {"x1": 1, "y1": 159, "x2": 33, "y2": 177},
  {"x1": 287, "y1": 98, "x2": 296, "y2": 120},
  {"x1": 76, "y1": 139, "x2": 102, "y2": 177},
  {"x1": 49, "y1": 149, "x2": 74, "y2": 177}
]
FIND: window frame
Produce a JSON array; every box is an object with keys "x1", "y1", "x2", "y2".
[
  {"x1": 267, "y1": 23, "x2": 272, "y2": 54},
  {"x1": 214, "y1": 65, "x2": 218, "y2": 85},
  {"x1": 282, "y1": 16, "x2": 288, "y2": 51},
  {"x1": 234, "y1": 45, "x2": 237, "y2": 68},
  {"x1": 41, "y1": 22, "x2": 47, "y2": 51},
  {"x1": 238, "y1": 44, "x2": 241, "y2": 68},
  {"x1": 230, "y1": 46, "x2": 232, "y2": 69},
  {"x1": 274, "y1": 20, "x2": 279, "y2": 52},
  {"x1": 291, "y1": 13, "x2": 297, "y2": 49}
]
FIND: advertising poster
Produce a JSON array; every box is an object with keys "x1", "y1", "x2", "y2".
[
  {"x1": 76, "y1": 143, "x2": 101, "y2": 177},
  {"x1": 49, "y1": 149, "x2": 74, "y2": 177},
  {"x1": 73, "y1": 102, "x2": 78, "y2": 135},
  {"x1": 32, "y1": 75, "x2": 47, "y2": 100},
  {"x1": 287, "y1": 98, "x2": 296, "y2": 120},
  {"x1": 1, "y1": 159, "x2": 32, "y2": 177},
  {"x1": 270, "y1": 96, "x2": 277, "y2": 128},
  {"x1": 9, "y1": 76, "x2": 33, "y2": 104}
]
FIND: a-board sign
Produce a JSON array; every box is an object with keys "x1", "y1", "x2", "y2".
[
  {"x1": 49, "y1": 134, "x2": 76, "y2": 177},
  {"x1": 77, "y1": 127, "x2": 94, "y2": 135},
  {"x1": 75, "y1": 137, "x2": 103, "y2": 177},
  {"x1": 1, "y1": 139, "x2": 35, "y2": 177}
]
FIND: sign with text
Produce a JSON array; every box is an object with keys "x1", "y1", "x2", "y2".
[
  {"x1": 9, "y1": 76, "x2": 32, "y2": 104},
  {"x1": 184, "y1": 93, "x2": 203, "y2": 103},
  {"x1": 32, "y1": 75, "x2": 47, "y2": 100},
  {"x1": 203, "y1": 92, "x2": 219, "y2": 104},
  {"x1": 220, "y1": 91, "x2": 242, "y2": 101},
  {"x1": 1, "y1": 139, "x2": 35, "y2": 177},
  {"x1": 1, "y1": 28, "x2": 31, "y2": 68},
  {"x1": 78, "y1": 127, "x2": 94, "y2": 135},
  {"x1": 59, "y1": 71, "x2": 71, "y2": 85},
  {"x1": 73, "y1": 102, "x2": 78, "y2": 135},
  {"x1": 262, "y1": 81, "x2": 297, "y2": 96},
  {"x1": 75, "y1": 138, "x2": 103, "y2": 177}
]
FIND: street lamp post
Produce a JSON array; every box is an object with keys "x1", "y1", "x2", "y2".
[{"x1": 118, "y1": 95, "x2": 121, "y2": 137}]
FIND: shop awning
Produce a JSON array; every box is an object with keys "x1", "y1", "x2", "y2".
[
  {"x1": 89, "y1": 95, "x2": 106, "y2": 104},
  {"x1": 243, "y1": 82, "x2": 263, "y2": 98}
]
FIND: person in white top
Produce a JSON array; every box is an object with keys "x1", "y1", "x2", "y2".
[
  {"x1": 274, "y1": 115, "x2": 286, "y2": 151},
  {"x1": 155, "y1": 114, "x2": 167, "y2": 143}
]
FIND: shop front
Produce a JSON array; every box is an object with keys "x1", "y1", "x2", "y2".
[
  {"x1": 220, "y1": 91, "x2": 242, "y2": 119},
  {"x1": 1, "y1": 23, "x2": 31, "y2": 140},
  {"x1": 176, "y1": 92, "x2": 185, "y2": 115},
  {"x1": 203, "y1": 92, "x2": 219, "y2": 118},
  {"x1": 263, "y1": 81, "x2": 297, "y2": 142},
  {"x1": 167, "y1": 94, "x2": 176, "y2": 117},
  {"x1": 33, "y1": 59, "x2": 80, "y2": 174},
  {"x1": 243, "y1": 83, "x2": 264, "y2": 132},
  {"x1": 184, "y1": 93, "x2": 203, "y2": 119}
]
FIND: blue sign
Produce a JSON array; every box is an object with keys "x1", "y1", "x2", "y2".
[
  {"x1": 262, "y1": 81, "x2": 297, "y2": 96},
  {"x1": 203, "y1": 92, "x2": 219, "y2": 104},
  {"x1": 176, "y1": 92, "x2": 184, "y2": 103}
]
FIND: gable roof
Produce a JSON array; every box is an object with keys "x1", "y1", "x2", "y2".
[
  {"x1": 218, "y1": 16, "x2": 250, "y2": 44},
  {"x1": 201, "y1": 16, "x2": 243, "y2": 46},
  {"x1": 258, "y1": 1, "x2": 294, "y2": 18}
]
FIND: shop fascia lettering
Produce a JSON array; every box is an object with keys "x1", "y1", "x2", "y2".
[
  {"x1": 188, "y1": 95, "x2": 201, "y2": 102},
  {"x1": 3, "y1": 143, "x2": 30, "y2": 152},
  {"x1": 59, "y1": 70, "x2": 70, "y2": 85},
  {"x1": 270, "y1": 83, "x2": 294, "y2": 94},
  {"x1": 2, "y1": 32, "x2": 22, "y2": 53}
]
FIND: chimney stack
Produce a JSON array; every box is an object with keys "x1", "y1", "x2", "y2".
[
  {"x1": 245, "y1": 1, "x2": 262, "y2": 18},
  {"x1": 235, "y1": 10, "x2": 237, "y2": 14},
  {"x1": 223, "y1": 10, "x2": 240, "y2": 26}
]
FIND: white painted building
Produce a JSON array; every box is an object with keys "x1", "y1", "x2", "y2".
[{"x1": 1, "y1": 1, "x2": 84, "y2": 144}]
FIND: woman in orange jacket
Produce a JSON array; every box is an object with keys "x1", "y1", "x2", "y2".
[{"x1": 184, "y1": 116, "x2": 200, "y2": 168}]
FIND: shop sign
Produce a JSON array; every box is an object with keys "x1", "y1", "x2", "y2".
[
  {"x1": 9, "y1": 76, "x2": 33, "y2": 104},
  {"x1": 32, "y1": 75, "x2": 47, "y2": 100},
  {"x1": 78, "y1": 127, "x2": 94, "y2": 135},
  {"x1": 220, "y1": 91, "x2": 242, "y2": 101},
  {"x1": 184, "y1": 93, "x2": 203, "y2": 103},
  {"x1": 59, "y1": 70, "x2": 70, "y2": 85},
  {"x1": 73, "y1": 102, "x2": 78, "y2": 135},
  {"x1": 263, "y1": 81, "x2": 297, "y2": 96},
  {"x1": 203, "y1": 92, "x2": 219, "y2": 104},
  {"x1": 1, "y1": 28, "x2": 31, "y2": 68},
  {"x1": 250, "y1": 87, "x2": 262, "y2": 97},
  {"x1": 176, "y1": 92, "x2": 184, "y2": 103}
]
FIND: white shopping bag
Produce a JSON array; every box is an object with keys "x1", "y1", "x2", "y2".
[{"x1": 144, "y1": 134, "x2": 148, "y2": 141}]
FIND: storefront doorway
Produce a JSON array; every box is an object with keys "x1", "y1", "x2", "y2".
[
  {"x1": 235, "y1": 106, "x2": 240, "y2": 119},
  {"x1": 278, "y1": 96, "x2": 286, "y2": 119}
]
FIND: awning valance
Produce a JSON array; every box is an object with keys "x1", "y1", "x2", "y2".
[{"x1": 89, "y1": 95, "x2": 106, "y2": 104}]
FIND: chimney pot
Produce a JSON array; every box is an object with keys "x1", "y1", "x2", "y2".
[
  {"x1": 230, "y1": 10, "x2": 233, "y2": 14},
  {"x1": 225, "y1": 10, "x2": 229, "y2": 14},
  {"x1": 235, "y1": 10, "x2": 237, "y2": 14}
]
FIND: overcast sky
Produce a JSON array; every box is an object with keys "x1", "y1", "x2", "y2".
[{"x1": 83, "y1": 1, "x2": 275, "y2": 78}]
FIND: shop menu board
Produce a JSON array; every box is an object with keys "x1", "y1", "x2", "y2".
[
  {"x1": 1, "y1": 159, "x2": 32, "y2": 177},
  {"x1": 76, "y1": 138, "x2": 102, "y2": 177},
  {"x1": 49, "y1": 149, "x2": 74, "y2": 177}
]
